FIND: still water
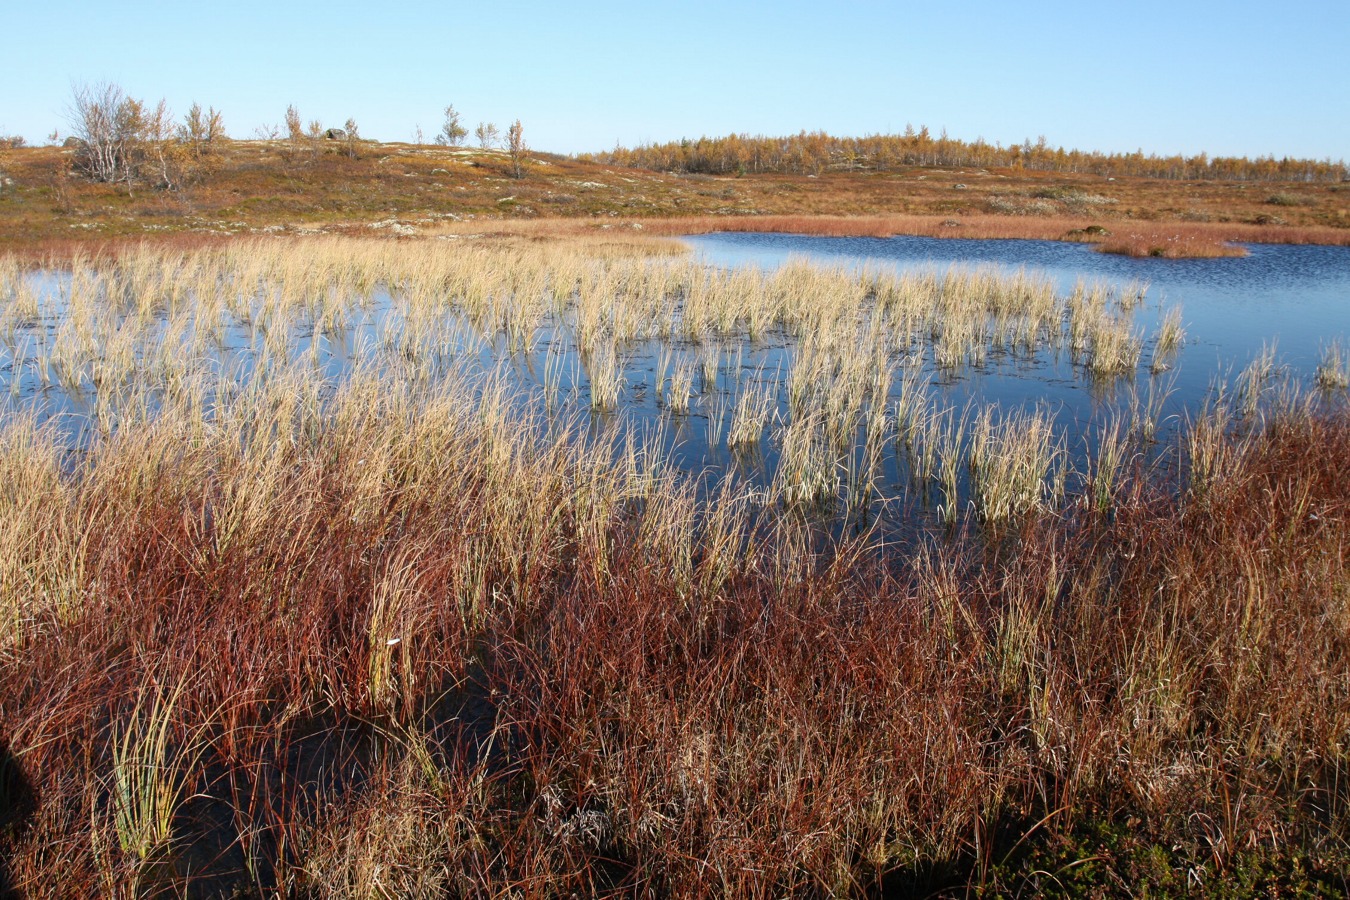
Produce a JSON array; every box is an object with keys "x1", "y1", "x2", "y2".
[
  {"x1": 684, "y1": 231, "x2": 1350, "y2": 403},
  {"x1": 4, "y1": 234, "x2": 1348, "y2": 530}
]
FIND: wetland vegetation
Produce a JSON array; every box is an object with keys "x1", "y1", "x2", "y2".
[{"x1": 1, "y1": 234, "x2": 1348, "y2": 896}]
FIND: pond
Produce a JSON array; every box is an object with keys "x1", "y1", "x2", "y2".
[
  {"x1": 684, "y1": 231, "x2": 1350, "y2": 401},
  {"x1": 1, "y1": 235, "x2": 1347, "y2": 535}
]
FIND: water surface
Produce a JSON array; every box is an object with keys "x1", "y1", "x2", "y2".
[{"x1": 685, "y1": 231, "x2": 1350, "y2": 397}]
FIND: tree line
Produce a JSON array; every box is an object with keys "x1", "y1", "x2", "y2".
[{"x1": 582, "y1": 129, "x2": 1349, "y2": 183}]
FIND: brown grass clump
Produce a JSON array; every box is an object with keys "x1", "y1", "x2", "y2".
[{"x1": 1096, "y1": 227, "x2": 1248, "y2": 259}]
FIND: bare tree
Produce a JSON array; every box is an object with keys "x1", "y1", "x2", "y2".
[
  {"x1": 342, "y1": 118, "x2": 362, "y2": 159},
  {"x1": 475, "y1": 121, "x2": 499, "y2": 150},
  {"x1": 506, "y1": 119, "x2": 526, "y2": 179},
  {"x1": 67, "y1": 82, "x2": 189, "y2": 194},
  {"x1": 68, "y1": 82, "x2": 150, "y2": 186},
  {"x1": 436, "y1": 106, "x2": 467, "y2": 147},
  {"x1": 285, "y1": 105, "x2": 304, "y2": 144},
  {"x1": 178, "y1": 103, "x2": 225, "y2": 156},
  {"x1": 139, "y1": 99, "x2": 181, "y2": 191},
  {"x1": 307, "y1": 119, "x2": 325, "y2": 161},
  {"x1": 284, "y1": 104, "x2": 308, "y2": 163}
]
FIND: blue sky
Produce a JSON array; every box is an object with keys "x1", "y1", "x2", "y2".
[{"x1": 3, "y1": 0, "x2": 1347, "y2": 161}]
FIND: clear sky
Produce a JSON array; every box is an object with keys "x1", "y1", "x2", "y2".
[{"x1": 3, "y1": 0, "x2": 1347, "y2": 161}]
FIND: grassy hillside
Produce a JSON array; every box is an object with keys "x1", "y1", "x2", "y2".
[{"x1": 1, "y1": 138, "x2": 1348, "y2": 256}]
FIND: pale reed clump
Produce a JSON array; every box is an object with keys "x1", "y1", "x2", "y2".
[
  {"x1": 1315, "y1": 339, "x2": 1350, "y2": 390},
  {"x1": 967, "y1": 405, "x2": 1064, "y2": 526},
  {"x1": 728, "y1": 384, "x2": 775, "y2": 448}
]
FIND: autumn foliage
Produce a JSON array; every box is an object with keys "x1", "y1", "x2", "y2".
[{"x1": 587, "y1": 129, "x2": 1350, "y2": 183}]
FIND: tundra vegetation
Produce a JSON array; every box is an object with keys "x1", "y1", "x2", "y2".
[
  {"x1": 3, "y1": 85, "x2": 1348, "y2": 256},
  {"x1": 0, "y1": 236, "x2": 1348, "y2": 896},
  {"x1": 587, "y1": 128, "x2": 1350, "y2": 183}
]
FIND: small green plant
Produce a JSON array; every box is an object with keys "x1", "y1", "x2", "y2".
[{"x1": 95, "y1": 678, "x2": 207, "y2": 896}]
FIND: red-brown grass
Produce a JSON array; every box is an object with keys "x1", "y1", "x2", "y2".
[
  {"x1": 1095, "y1": 230, "x2": 1248, "y2": 258},
  {"x1": 2, "y1": 374, "x2": 1349, "y2": 895},
  {"x1": 15, "y1": 214, "x2": 1348, "y2": 265}
]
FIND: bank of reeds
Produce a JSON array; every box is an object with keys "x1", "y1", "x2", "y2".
[{"x1": 0, "y1": 239, "x2": 1162, "y2": 464}]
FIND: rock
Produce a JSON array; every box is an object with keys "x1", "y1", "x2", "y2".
[
  {"x1": 324, "y1": 128, "x2": 347, "y2": 141},
  {"x1": 953, "y1": 183, "x2": 967, "y2": 190},
  {"x1": 1083, "y1": 225, "x2": 1112, "y2": 236}
]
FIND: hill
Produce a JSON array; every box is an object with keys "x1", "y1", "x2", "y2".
[{"x1": 1, "y1": 137, "x2": 1347, "y2": 256}]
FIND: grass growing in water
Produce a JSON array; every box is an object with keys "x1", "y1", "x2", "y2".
[
  {"x1": 1316, "y1": 339, "x2": 1350, "y2": 390},
  {"x1": 2, "y1": 237, "x2": 1348, "y2": 895},
  {"x1": 967, "y1": 405, "x2": 1064, "y2": 526}
]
